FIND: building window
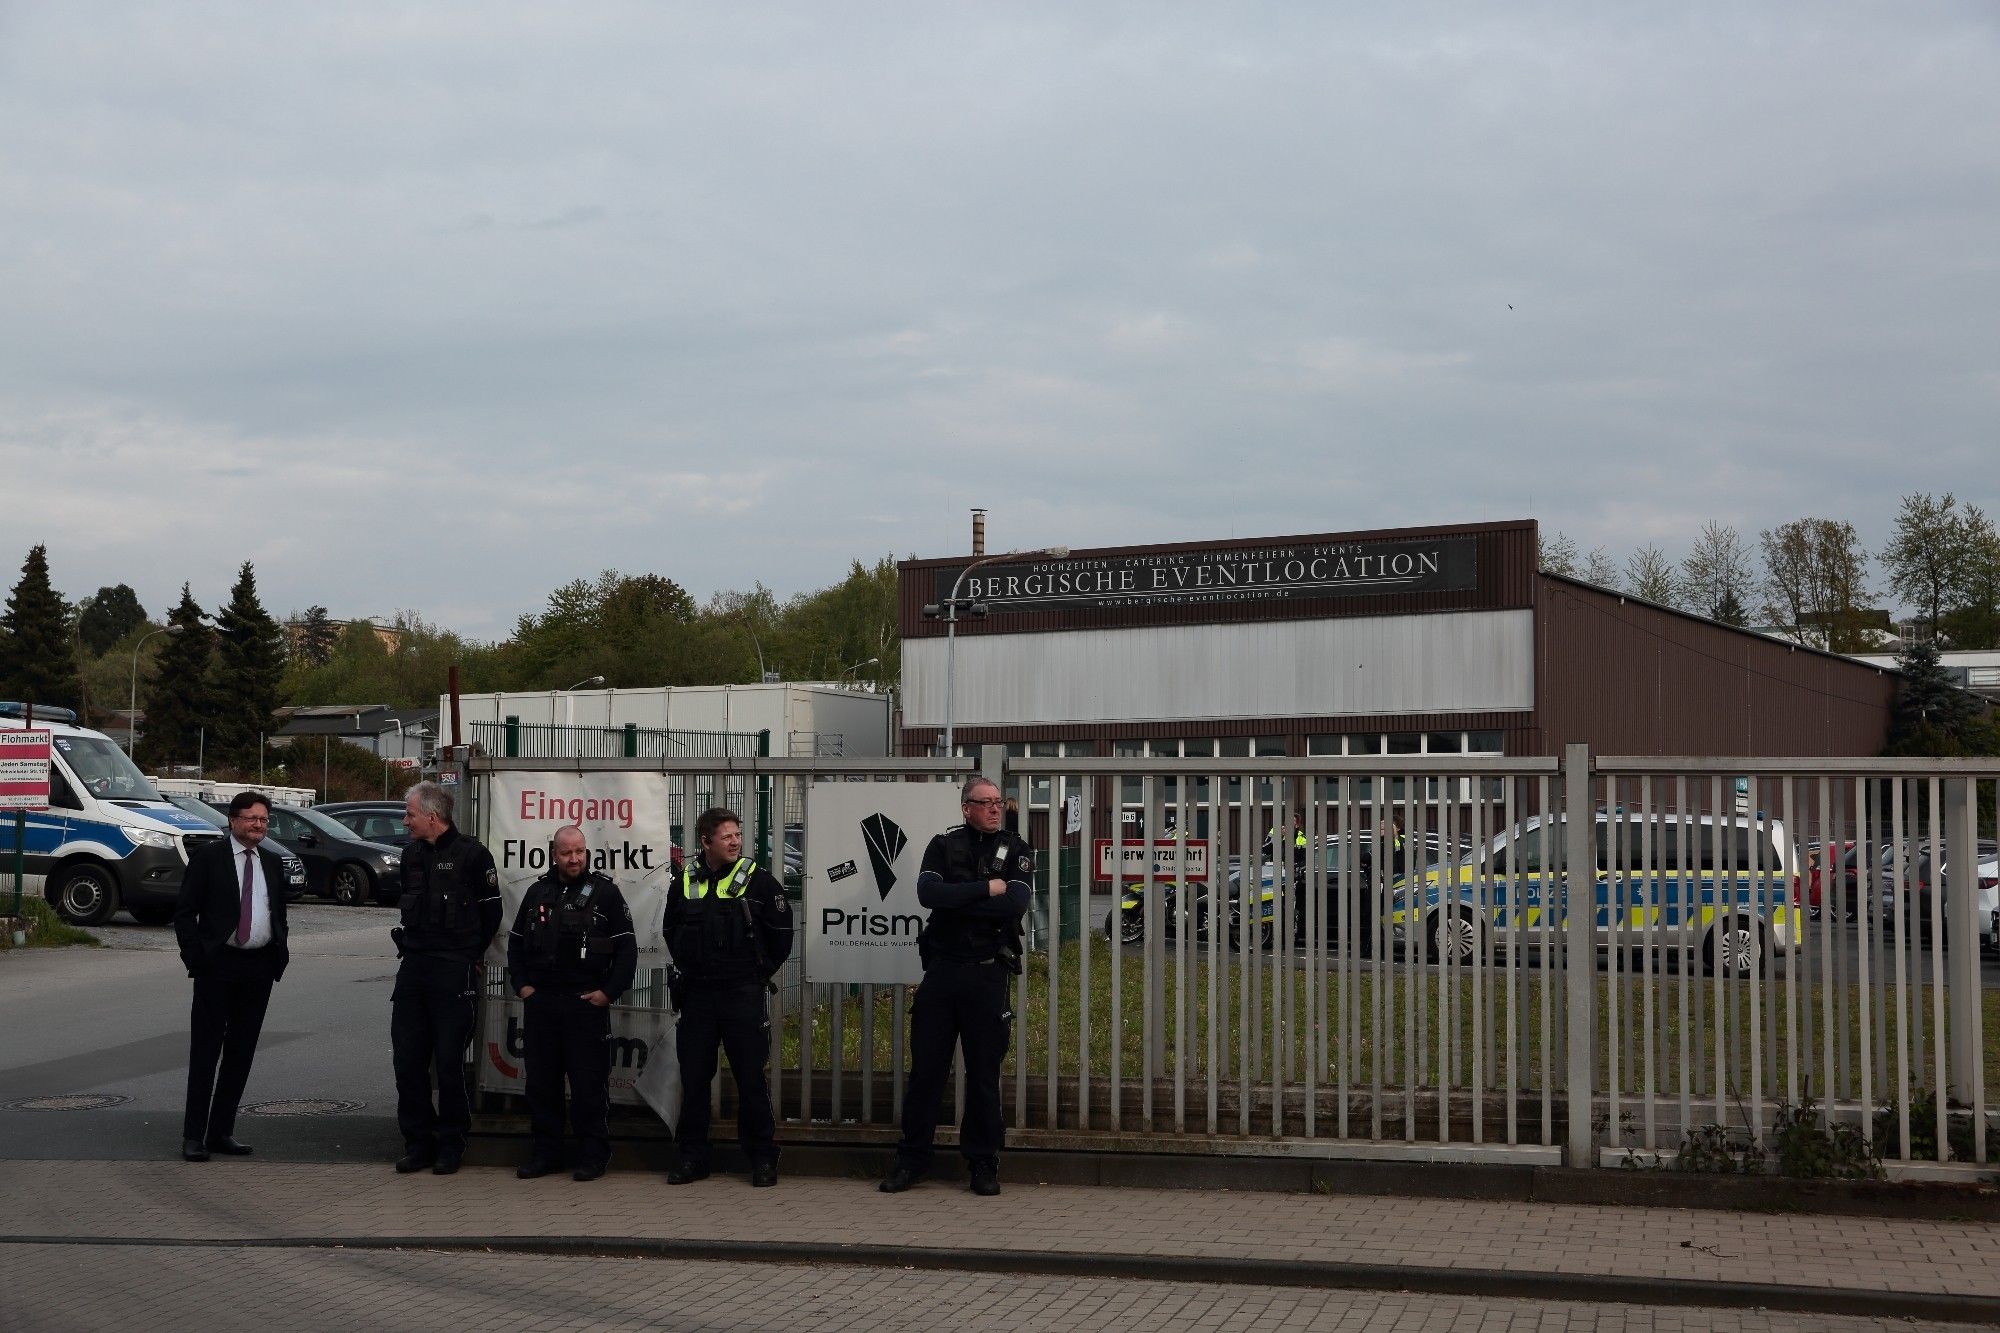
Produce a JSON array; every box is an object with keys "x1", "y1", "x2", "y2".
[{"x1": 1970, "y1": 667, "x2": 2000, "y2": 687}]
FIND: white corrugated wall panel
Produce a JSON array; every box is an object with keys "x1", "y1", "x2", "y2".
[{"x1": 901, "y1": 610, "x2": 1534, "y2": 727}]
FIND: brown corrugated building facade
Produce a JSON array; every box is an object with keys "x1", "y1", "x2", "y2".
[{"x1": 897, "y1": 519, "x2": 1896, "y2": 762}]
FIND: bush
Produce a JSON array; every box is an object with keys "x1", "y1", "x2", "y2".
[{"x1": 0, "y1": 896, "x2": 100, "y2": 950}]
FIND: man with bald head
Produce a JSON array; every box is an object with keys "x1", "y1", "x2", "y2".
[{"x1": 506, "y1": 825, "x2": 637, "y2": 1181}]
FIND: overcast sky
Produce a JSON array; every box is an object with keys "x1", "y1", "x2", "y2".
[{"x1": 3, "y1": 3, "x2": 1996, "y2": 637}]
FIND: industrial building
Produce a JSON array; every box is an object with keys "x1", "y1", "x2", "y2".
[{"x1": 898, "y1": 519, "x2": 1899, "y2": 762}]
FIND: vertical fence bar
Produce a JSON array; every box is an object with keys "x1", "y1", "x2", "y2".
[
  {"x1": 1503, "y1": 776, "x2": 1519, "y2": 1146},
  {"x1": 1045, "y1": 764, "x2": 1061, "y2": 1132},
  {"x1": 1303, "y1": 778, "x2": 1320, "y2": 1139},
  {"x1": 1781, "y1": 777, "x2": 1799, "y2": 1111},
  {"x1": 1110, "y1": 778, "x2": 1125, "y2": 1131},
  {"x1": 1272, "y1": 775, "x2": 1289, "y2": 1138},
  {"x1": 1472, "y1": 777, "x2": 1490, "y2": 1145},
  {"x1": 1207, "y1": 767, "x2": 1222, "y2": 1135},
  {"x1": 1076, "y1": 780, "x2": 1092, "y2": 1132},
  {"x1": 1928, "y1": 776, "x2": 1948, "y2": 1159},
  {"x1": 1639, "y1": 776, "x2": 1657, "y2": 1149},
  {"x1": 1013, "y1": 768, "x2": 1030, "y2": 1132},
  {"x1": 1173, "y1": 773, "x2": 1191, "y2": 1135},
  {"x1": 1142, "y1": 775, "x2": 1161, "y2": 1130},
  {"x1": 1237, "y1": 786, "x2": 1253, "y2": 1136},
  {"x1": 1856, "y1": 774, "x2": 1876, "y2": 1144},
  {"x1": 1892, "y1": 778, "x2": 1911, "y2": 1161},
  {"x1": 1605, "y1": 778, "x2": 1623, "y2": 1152},
  {"x1": 1563, "y1": 744, "x2": 1594, "y2": 1165}
]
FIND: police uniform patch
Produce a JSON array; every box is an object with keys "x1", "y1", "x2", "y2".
[{"x1": 486, "y1": 867, "x2": 498, "y2": 889}]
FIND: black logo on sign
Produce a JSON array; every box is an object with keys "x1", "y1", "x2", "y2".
[{"x1": 860, "y1": 814, "x2": 906, "y2": 901}]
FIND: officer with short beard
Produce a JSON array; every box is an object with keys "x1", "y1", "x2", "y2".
[{"x1": 507, "y1": 824, "x2": 636, "y2": 1182}]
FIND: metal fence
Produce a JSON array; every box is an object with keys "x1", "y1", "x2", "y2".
[
  {"x1": 471, "y1": 748, "x2": 2000, "y2": 1173},
  {"x1": 469, "y1": 719, "x2": 763, "y2": 760}
]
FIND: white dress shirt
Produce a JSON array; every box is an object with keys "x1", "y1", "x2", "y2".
[{"x1": 226, "y1": 834, "x2": 273, "y2": 950}]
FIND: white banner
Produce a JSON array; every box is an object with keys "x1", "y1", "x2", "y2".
[
  {"x1": 481, "y1": 771, "x2": 684, "y2": 968},
  {"x1": 479, "y1": 996, "x2": 673, "y2": 1107},
  {"x1": 803, "y1": 782, "x2": 963, "y2": 985}
]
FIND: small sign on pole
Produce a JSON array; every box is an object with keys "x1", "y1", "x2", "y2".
[
  {"x1": 0, "y1": 729, "x2": 53, "y2": 810},
  {"x1": 1063, "y1": 792, "x2": 1083, "y2": 836}
]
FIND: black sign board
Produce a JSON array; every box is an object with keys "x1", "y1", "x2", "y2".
[{"x1": 933, "y1": 535, "x2": 1478, "y2": 613}]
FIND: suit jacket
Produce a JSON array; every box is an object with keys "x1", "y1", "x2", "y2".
[{"x1": 174, "y1": 837, "x2": 291, "y2": 981}]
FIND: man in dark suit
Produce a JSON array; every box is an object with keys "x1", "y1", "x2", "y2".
[{"x1": 174, "y1": 790, "x2": 290, "y2": 1162}]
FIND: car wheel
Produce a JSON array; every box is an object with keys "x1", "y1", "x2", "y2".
[
  {"x1": 1429, "y1": 908, "x2": 1483, "y2": 966},
  {"x1": 1703, "y1": 915, "x2": 1765, "y2": 978},
  {"x1": 51, "y1": 862, "x2": 119, "y2": 926},
  {"x1": 331, "y1": 863, "x2": 375, "y2": 907},
  {"x1": 128, "y1": 904, "x2": 176, "y2": 927}
]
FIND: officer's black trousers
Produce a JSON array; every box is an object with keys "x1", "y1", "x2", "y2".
[
  {"x1": 674, "y1": 982, "x2": 775, "y2": 1166},
  {"x1": 391, "y1": 954, "x2": 479, "y2": 1154},
  {"x1": 523, "y1": 991, "x2": 612, "y2": 1164},
  {"x1": 896, "y1": 960, "x2": 1011, "y2": 1170}
]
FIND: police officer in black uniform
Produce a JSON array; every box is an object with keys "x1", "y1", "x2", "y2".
[
  {"x1": 506, "y1": 824, "x2": 637, "y2": 1182},
  {"x1": 881, "y1": 775, "x2": 1032, "y2": 1197},
  {"x1": 662, "y1": 805, "x2": 793, "y2": 1187},
  {"x1": 391, "y1": 780, "x2": 502, "y2": 1176}
]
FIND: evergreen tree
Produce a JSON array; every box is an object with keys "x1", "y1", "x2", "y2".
[
  {"x1": 0, "y1": 544, "x2": 81, "y2": 711},
  {"x1": 293, "y1": 605, "x2": 338, "y2": 667},
  {"x1": 211, "y1": 562, "x2": 287, "y2": 767},
  {"x1": 75, "y1": 584, "x2": 148, "y2": 656},
  {"x1": 143, "y1": 586, "x2": 215, "y2": 768},
  {"x1": 1887, "y1": 638, "x2": 1980, "y2": 754}
]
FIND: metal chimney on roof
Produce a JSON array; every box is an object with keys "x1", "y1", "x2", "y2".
[{"x1": 971, "y1": 508, "x2": 986, "y2": 556}]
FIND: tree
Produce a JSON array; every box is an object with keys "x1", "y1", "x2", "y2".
[
  {"x1": 1880, "y1": 492, "x2": 1971, "y2": 641},
  {"x1": 1941, "y1": 506, "x2": 2000, "y2": 651},
  {"x1": 0, "y1": 544, "x2": 81, "y2": 711},
  {"x1": 211, "y1": 562, "x2": 287, "y2": 767},
  {"x1": 1538, "y1": 530, "x2": 1579, "y2": 578},
  {"x1": 144, "y1": 586, "x2": 216, "y2": 768},
  {"x1": 292, "y1": 605, "x2": 338, "y2": 667},
  {"x1": 75, "y1": 584, "x2": 148, "y2": 656},
  {"x1": 1679, "y1": 521, "x2": 1753, "y2": 625},
  {"x1": 1759, "y1": 518, "x2": 1872, "y2": 651},
  {"x1": 1624, "y1": 545, "x2": 1679, "y2": 606},
  {"x1": 1886, "y1": 638, "x2": 1988, "y2": 756},
  {"x1": 1581, "y1": 547, "x2": 1621, "y2": 590}
]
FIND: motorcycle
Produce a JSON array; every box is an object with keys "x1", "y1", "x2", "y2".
[{"x1": 1103, "y1": 876, "x2": 1275, "y2": 951}]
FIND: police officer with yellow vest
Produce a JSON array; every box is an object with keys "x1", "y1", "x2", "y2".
[
  {"x1": 880, "y1": 776, "x2": 1032, "y2": 1197},
  {"x1": 506, "y1": 825, "x2": 637, "y2": 1182},
  {"x1": 662, "y1": 806, "x2": 793, "y2": 1187},
  {"x1": 392, "y1": 780, "x2": 502, "y2": 1176}
]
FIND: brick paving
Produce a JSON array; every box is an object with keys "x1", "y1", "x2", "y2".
[
  {"x1": 2, "y1": 1158, "x2": 1997, "y2": 1304},
  {"x1": 1, "y1": 1245, "x2": 1978, "y2": 1332}
]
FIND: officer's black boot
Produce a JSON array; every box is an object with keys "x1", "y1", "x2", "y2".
[
  {"x1": 750, "y1": 1160, "x2": 778, "y2": 1188},
  {"x1": 395, "y1": 1145, "x2": 437, "y2": 1174},
  {"x1": 666, "y1": 1152, "x2": 710, "y2": 1185},
  {"x1": 517, "y1": 1155, "x2": 559, "y2": 1180},
  {"x1": 968, "y1": 1160, "x2": 1001, "y2": 1196},
  {"x1": 879, "y1": 1160, "x2": 923, "y2": 1194},
  {"x1": 432, "y1": 1141, "x2": 464, "y2": 1176}
]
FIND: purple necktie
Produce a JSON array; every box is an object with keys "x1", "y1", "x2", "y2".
[{"x1": 238, "y1": 849, "x2": 255, "y2": 946}]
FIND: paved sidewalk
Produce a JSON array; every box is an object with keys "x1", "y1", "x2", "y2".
[
  {"x1": 3, "y1": 1158, "x2": 1998, "y2": 1321},
  {"x1": 4, "y1": 1245, "x2": 1979, "y2": 1332}
]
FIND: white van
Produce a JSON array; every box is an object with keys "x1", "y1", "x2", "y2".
[{"x1": 2, "y1": 703, "x2": 306, "y2": 926}]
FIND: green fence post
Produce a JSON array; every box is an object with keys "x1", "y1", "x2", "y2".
[
  {"x1": 755, "y1": 729, "x2": 773, "y2": 865},
  {"x1": 623, "y1": 722, "x2": 638, "y2": 758},
  {"x1": 503, "y1": 715, "x2": 519, "y2": 758}
]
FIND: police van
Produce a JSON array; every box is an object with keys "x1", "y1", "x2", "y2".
[{"x1": 1, "y1": 702, "x2": 305, "y2": 926}]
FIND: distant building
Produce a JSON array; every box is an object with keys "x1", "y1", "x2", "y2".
[
  {"x1": 273, "y1": 705, "x2": 438, "y2": 763},
  {"x1": 1850, "y1": 649, "x2": 2000, "y2": 705}
]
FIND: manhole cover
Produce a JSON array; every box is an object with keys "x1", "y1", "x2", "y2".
[
  {"x1": 2, "y1": 1094, "x2": 131, "y2": 1112},
  {"x1": 242, "y1": 1098, "x2": 366, "y2": 1116}
]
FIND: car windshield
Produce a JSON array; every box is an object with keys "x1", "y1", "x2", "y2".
[
  {"x1": 54, "y1": 734, "x2": 162, "y2": 802},
  {"x1": 291, "y1": 806, "x2": 360, "y2": 840}
]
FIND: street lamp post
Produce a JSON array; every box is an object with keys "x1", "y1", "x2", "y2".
[
  {"x1": 838, "y1": 656, "x2": 880, "y2": 688},
  {"x1": 924, "y1": 546, "x2": 1066, "y2": 755},
  {"x1": 128, "y1": 625, "x2": 183, "y2": 755},
  {"x1": 561, "y1": 675, "x2": 605, "y2": 730}
]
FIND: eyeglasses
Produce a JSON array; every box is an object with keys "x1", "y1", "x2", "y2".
[{"x1": 964, "y1": 798, "x2": 1004, "y2": 808}]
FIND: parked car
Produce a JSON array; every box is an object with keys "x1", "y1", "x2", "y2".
[
  {"x1": 1878, "y1": 840, "x2": 2000, "y2": 950},
  {"x1": 314, "y1": 800, "x2": 413, "y2": 849},
  {"x1": 161, "y1": 793, "x2": 310, "y2": 902},
  {"x1": 1395, "y1": 811, "x2": 1804, "y2": 976},
  {"x1": 217, "y1": 803, "x2": 403, "y2": 906}
]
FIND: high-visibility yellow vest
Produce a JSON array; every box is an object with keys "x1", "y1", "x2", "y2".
[{"x1": 683, "y1": 857, "x2": 757, "y2": 900}]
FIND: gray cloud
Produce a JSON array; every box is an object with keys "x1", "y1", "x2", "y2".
[{"x1": 1, "y1": 3, "x2": 1995, "y2": 634}]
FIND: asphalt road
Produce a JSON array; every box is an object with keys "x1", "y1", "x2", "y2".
[{"x1": 0, "y1": 903, "x2": 406, "y2": 1162}]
